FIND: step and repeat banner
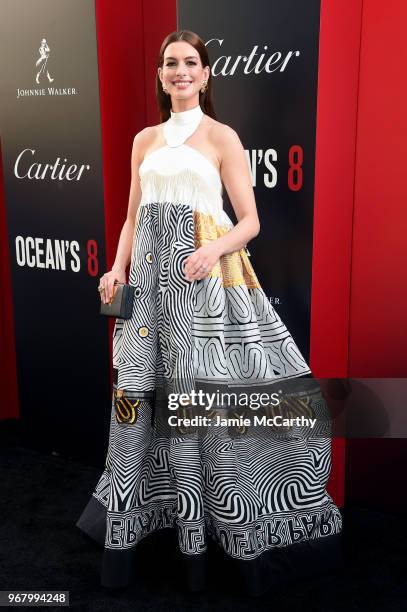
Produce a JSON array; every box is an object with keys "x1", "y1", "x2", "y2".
[
  {"x1": 178, "y1": 0, "x2": 321, "y2": 359},
  {"x1": 0, "y1": 0, "x2": 110, "y2": 461},
  {"x1": 0, "y1": 0, "x2": 321, "y2": 460}
]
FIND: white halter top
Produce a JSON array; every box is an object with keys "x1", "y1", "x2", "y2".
[{"x1": 138, "y1": 104, "x2": 230, "y2": 227}]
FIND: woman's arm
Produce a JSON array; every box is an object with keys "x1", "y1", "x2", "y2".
[
  {"x1": 184, "y1": 124, "x2": 260, "y2": 281},
  {"x1": 215, "y1": 124, "x2": 260, "y2": 253},
  {"x1": 100, "y1": 129, "x2": 147, "y2": 302}
]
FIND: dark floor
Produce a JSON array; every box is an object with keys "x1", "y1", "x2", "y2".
[{"x1": 0, "y1": 419, "x2": 406, "y2": 611}]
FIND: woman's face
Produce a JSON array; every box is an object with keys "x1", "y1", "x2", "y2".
[{"x1": 158, "y1": 41, "x2": 210, "y2": 104}]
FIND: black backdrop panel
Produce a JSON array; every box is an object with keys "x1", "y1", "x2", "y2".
[
  {"x1": 0, "y1": 0, "x2": 110, "y2": 462},
  {"x1": 178, "y1": 0, "x2": 321, "y2": 359}
]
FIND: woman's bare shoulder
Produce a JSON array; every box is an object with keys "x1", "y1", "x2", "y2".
[
  {"x1": 205, "y1": 116, "x2": 242, "y2": 152},
  {"x1": 132, "y1": 125, "x2": 162, "y2": 162},
  {"x1": 133, "y1": 124, "x2": 161, "y2": 146}
]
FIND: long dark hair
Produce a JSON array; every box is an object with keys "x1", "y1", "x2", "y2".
[{"x1": 156, "y1": 30, "x2": 216, "y2": 123}]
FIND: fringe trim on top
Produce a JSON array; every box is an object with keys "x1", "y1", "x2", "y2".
[{"x1": 140, "y1": 167, "x2": 230, "y2": 227}]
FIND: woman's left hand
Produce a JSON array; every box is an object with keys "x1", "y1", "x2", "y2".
[{"x1": 184, "y1": 242, "x2": 223, "y2": 281}]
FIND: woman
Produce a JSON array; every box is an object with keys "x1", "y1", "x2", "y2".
[{"x1": 76, "y1": 30, "x2": 343, "y2": 596}]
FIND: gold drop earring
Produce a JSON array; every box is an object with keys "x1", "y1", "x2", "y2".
[{"x1": 200, "y1": 80, "x2": 208, "y2": 94}]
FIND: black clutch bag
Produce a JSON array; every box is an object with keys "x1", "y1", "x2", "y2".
[{"x1": 100, "y1": 281, "x2": 135, "y2": 319}]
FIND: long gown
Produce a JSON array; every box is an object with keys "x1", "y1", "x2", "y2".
[{"x1": 76, "y1": 117, "x2": 343, "y2": 596}]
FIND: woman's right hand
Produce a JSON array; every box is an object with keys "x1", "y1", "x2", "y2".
[{"x1": 98, "y1": 268, "x2": 127, "y2": 304}]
